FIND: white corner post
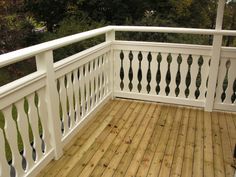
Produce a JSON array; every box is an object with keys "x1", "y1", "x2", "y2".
[
  {"x1": 106, "y1": 30, "x2": 115, "y2": 99},
  {"x1": 205, "y1": 0, "x2": 225, "y2": 111},
  {"x1": 36, "y1": 51, "x2": 63, "y2": 159}
]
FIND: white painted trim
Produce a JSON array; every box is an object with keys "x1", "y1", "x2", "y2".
[
  {"x1": 111, "y1": 25, "x2": 236, "y2": 36},
  {"x1": 36, "y1": 50, "x2": 63, "y2": 159},
  {"x1": 106, "y1": 30, "x2": 115, "y2": 99},
  {"x1": 61, "y1": 92, "x2": 112, "y2": 146},
  {"x1": 54, "y1": 42, "x2": 111, "y2": 70},
  {"x1": 205, "y1": 0, "x2": 225, "y2": 111},
  {"x1": 113, "y1": 41, "x2": 212, "y2": 56},
  {"x1": 114, "y1": 91, "x2": 205, "y2": 107},
  {"x1": 213, "y1": 103, "x2": 236, "y2": 112},
  {"x1": 0, "y1": 72, "x2": 46, "y2": 109},
  {"x1": 54, "y1": 42, "x2": 111, "y2": 79},
  {"x1": 221, "y1": 47, "x2": 236, "y2": 58}
]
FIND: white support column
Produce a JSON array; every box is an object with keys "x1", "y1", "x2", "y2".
[
  {"x1": 205, "y1": 0, "x2": 225, "y2": 111},
  {"x1": 36, "y1": 51, "x2": 63, "y2": 159},
  {"x1": 106, "y1": 30, "x2": 115, "y2": 99}
]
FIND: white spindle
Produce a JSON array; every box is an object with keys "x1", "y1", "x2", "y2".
[
  {"x1": 15, "y1": 99, "x2": 34, "y2": 170},
  {"x1": 94, "y1": 58, "x2": 100, "y2": 104},
  {"x1": 122, "y1": 51, "x2": 130, "y2": 92},
  {"x1": 66, "y1": 72, "x2": 75, "y2": 128},
  {"x1": 37, "y1": 89, "x2": 52, "y2": 152},
  {"x1": 114, "y1": 51, "x2": 121, "y2": 92},
  {"x1": 59, "y1": 77, "x2": 69, "y2": 134},
  {"x1": 101, "y1": 54, "x2": 107, "y2": 97},
  {"x1": 90, "y1": 60, "x2": 95, "y2": 108},
  {"x1": 169, "y1": 53, "x2": 179, "y2": 97},
  {"x1": 178, "y1": 54, "x2": 189, "y2": 98},
  {"x1": 85, "y1": 63, "x2": 91, "y2": 113},
  {"x1": 79, "y1": 66, "x2": 86, "y2": 117},
  {"x1": 99, "y1": 56, "x2": 104, "y2": 98},
  {"x1": 199, "y1": 56, "x2": 210, "y2": 100},
  {"x1": 72, "y1": 69, "x2": 81, "y2": 123},
  {"x1": 3, "y1": 106, "x2": 25, "y2": 176},
  {"x1": 141, "y1": 51, "x2": 149, "y2": 94},
  {"x1": 159, "y1": 53, "x2": 169, "y2": 96},
  {"x1": 98, "y1": 57, "x2": 103, "y2": 101},
  {"x1": 27, "y1": 93, "x2": 43, "y2": 161},
  {"x1": 149, "y1": 53, "x2": 158, "y2": 95},
  {"x1": 131, "y1": 51, "x2": 139, "y2": 93},
  {"x1": 215, "y1": 59, "x2": 226, "y2": 104},
  {"x1": 104, "y1": 53, "x2": 110, "y2": 95},
  {"x1": 0, "y1": 129, "x2": 10, "y2": 177},
  {"x1": 225, "y1": 58, "x2": 236, "y2": 104},
  {"x1": 189, "y1": 55, "x2": 199, "y2": 99}
]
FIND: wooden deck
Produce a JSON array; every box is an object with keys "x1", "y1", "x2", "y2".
[{"x1": 38, "y1": 99, "x2": 236, "y2": 177}]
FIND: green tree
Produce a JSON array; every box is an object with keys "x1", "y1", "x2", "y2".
[
  {"x1": 25, "y1": 0, "x2": 68, "y2": 32},
  {"x1": 0, "y1": 0, "x2": 36, "y2": 53},
  {"x1": 0, "y1": 0, "x2": 38, "y2": 85}
]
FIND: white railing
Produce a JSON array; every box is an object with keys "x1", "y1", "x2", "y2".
[{"x1": 0, "y1": 26, "x2": 235, "y2": 177}]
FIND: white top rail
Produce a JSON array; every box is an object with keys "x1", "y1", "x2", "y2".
[
  {"x1": 112, "y1": 26, "x2": 236, "y2": 36},
  {"x1": 0, "y1": 26, "x2": 113, "y2": 68},
  {"x1": 1, "y1": 25, "x2": 236, "y2": 68}
]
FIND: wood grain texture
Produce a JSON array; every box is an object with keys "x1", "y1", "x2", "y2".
[{"x1": 37, "y1": 99, "x2": 236, "y2": 177}]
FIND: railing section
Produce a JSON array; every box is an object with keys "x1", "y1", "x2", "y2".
[
  {"x1": 0, "y1": 41, "x2": 112, "y2": 177},
  {"x1": 113, "y1": 41, "x2": 212, "y2": 108},
  {"x1": 54, "y1": 42, "x2": 112, "y2": 145},
  {"x1": 0, "y1": 72, "x2": 54, "y2": 177}
]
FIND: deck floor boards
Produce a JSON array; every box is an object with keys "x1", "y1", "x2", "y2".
[{"x1": 38, "y1": 99, "x2": 236, "y2": 177}]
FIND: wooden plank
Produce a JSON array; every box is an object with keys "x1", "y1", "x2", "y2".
[
  {"x1": 203, "y1": 112, "x2": 214, "y2": 177},
  {"x1": 89, "y1": 105, "x2": 156, "y2": 177},
  {"x1": 181, "y1": 109, "x2": 197, "y2": 177},
  {"x1": 123, "y1": 105, "x2": 162, "y2": 177},
  {"x1": 218, "y1": 112, "x2": 234, "y2": 177},
  {"x1": 169, "y1": 108, "x2": 190, "y2": 177},
  {"x1": 44, "y1": 100, "x2": 126, "y2": 177},
  {"x1": 211, "y1": 112, "x2": 226, "y2": 177},
  {"x1": 232, "y1": 113, "x2": 236, "y2": 127},
  {"x1": 136, "y1": 106, "x2": 169, "y2": 177},
  {"x1": 101, "y1": 103, "x2": 152, "y2": 177},
  {"x1": 158, "y1": 107, "x2": 183, "y2": 177},
  {"x1": 225, "y1": 113, "x2": 236, "y2": 153},
  {"x1": 77, "y1": 102, "x2": 147, "y2": 177},
  {"x1": 192, "y1": 109, "x2": 204, "y2": 177},
  {"x1": 111, "y1": 104, "x2": 155, "y2": 177},
  {"x1": 146, "y1": 106, "x2": 177, "y2": 177},
  {"x1": 66, "y1": 101, "x2": 140, "y2": 177}
]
